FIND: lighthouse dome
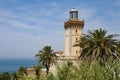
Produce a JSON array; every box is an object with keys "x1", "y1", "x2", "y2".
[
  {"x1": 70, "y1": 8, "x2": 78, "y2": 12},
  {"x1": 69, "y1": 8, "x2": 78, "y2": 20}
]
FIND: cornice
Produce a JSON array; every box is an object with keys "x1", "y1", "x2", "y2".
[{"x1": 64, "y1": 20, "x2": 84, "y2": 29}]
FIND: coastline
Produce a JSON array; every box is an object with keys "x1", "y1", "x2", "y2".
[{"x1": 0, "y1": 59, "x2": 37, "y2": 73}]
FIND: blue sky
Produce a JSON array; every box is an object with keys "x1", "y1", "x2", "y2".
[{"x1": 0, "y1": 0, "x2": 120, "y2": 59}]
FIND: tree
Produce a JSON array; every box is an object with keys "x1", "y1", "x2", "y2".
[
  {"x1": 35, "y1": 46, "x2": 57, "y2": 74},
  {"x1": 115, "y1": 41, "x2": 120, "y2": 61},
  {"x1": 0, "y1": 72, "x2": 11, "y2": 80},
  {"x1": 11, "y1": 72, "x2": 19, "y2": 80},
  {"x1": 116, "y1": 41, "x2": 120, "y2": 54},
  {"x1": 75, "y1": 28, "x2": 119, "y2": 65},
  {"x1": 35, "y1": 65, "x2": 42, "y2": 80},
  {"x1": 18, "y1": 66, "x2": 27, "y2": 76}
]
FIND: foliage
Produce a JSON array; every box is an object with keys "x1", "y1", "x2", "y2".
[
  {"x1": 75, "y1": 28, "x2": 119, "y2": 65},
  {"x1": 116, "y1": 41, "x2": 120, "y2": 57},
  {"x1": 18, "y1": 66, "x2": 27, "y2": 75},
  {"x1": 11, "y1": 72, "x2": 19, "y2": 80},
  {"x1": 56, "y1": 59, "x2": 120, "y2": 80},
  {"x1": 56, "y1": 61, "x2": 80, "y2": 80},
  {"x1": 104, "y1": 58, "x2": 120, "y2": 80},
  {"x1": 45, "y1": 73, "x2": 56, "y2": 80},
  {"x1": 0, "y1": 72, "x2": 11, "y2": 80},
  {"x1": 35, "y1": 45, "x2": 58, "y2": 74},
  {"x1": 18, "y1": 66, "x2": 27, "y2": 79},
  {"x1": 35, "y1": 65, "x2": 42, "y2": 80}
]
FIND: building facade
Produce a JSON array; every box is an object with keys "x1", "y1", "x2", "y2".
[
  {"x1": 50, "y1": 8, "x2": 84, "y2": 75},
  {"x1": 64, "y1": 8, "x2": 84, "y2": 57}
]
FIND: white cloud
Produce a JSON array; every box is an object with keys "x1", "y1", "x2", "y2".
[
  {"x1": 0, "y1": 9, "x2": 42, "y2": 31},
  {"x1": 0, "y1": 26, "x2": 64, "y2": 59}
]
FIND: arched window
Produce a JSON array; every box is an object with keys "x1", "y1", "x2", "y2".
[{"x1": 75, "y1": 29, "x2": 77, "y2": 33}]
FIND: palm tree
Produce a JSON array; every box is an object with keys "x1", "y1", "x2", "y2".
[
  {"x1": 18, "y1": 66, "x2": 27, "y2": 77},
  {"x1": 116, "y1": 41, "x2": 120, "y2": 54},
  {"x1": 75, "y1": 28, "x2": 119, "y2": 65},
  {"x1": 115, "y1": 41, "x2": 120, "y2": 61},
  {"x1": 35, "y1": 46, "x2": 57, "y2": 74},
  {"x1": 35, "y1": 65, "x2": 42, "y2": 80},
  {"x1": 11, "y1": 72, "x2": 19, "y2": 80}
]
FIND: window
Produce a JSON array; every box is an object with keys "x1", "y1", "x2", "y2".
[
  {"x1": 76, "y1": 13, "x2": 78, "y2": 19},
  {"x1": 70, "y1": 12, "x2": 73, "y2": 19},
  {"x1": 76, "y1": 37, "x2": 78, "y2": 41},
  {"x1": 76, "y1": 50, "x2": 78, "y2": 54},
  {"x1": 76, "y1": 29, "x2": 77, "y2": 33}
]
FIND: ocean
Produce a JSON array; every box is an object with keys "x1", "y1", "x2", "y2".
[{"x1": 0, "y1": 59, "x2": 38, "y2": 73}]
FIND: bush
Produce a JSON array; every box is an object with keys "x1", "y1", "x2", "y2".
[
  {"x1": 0, "y1": 72, "x2": 11, "y2": 80},
  {"x1": 55, "y1": 59, "x2": 120, "y2": 80}
]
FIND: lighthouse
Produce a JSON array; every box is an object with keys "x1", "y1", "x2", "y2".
[
  {"x1": 49, "y1": 8, "x2": 85, "y2": 74},
  {"x1": 64, "y1": 8, "x2": 84, "y2": 57}
]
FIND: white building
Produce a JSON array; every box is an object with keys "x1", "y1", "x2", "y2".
[
  {"x1": 50, "y1": 8, "x2": 84, "y2": 74},
  {"x1": 64, "y1": 8, "x2": 84, "y2": 57}
]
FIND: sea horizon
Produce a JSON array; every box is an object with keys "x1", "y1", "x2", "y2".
[{"x1": 0, "y1": 58, "x2": 38, "y2": 73}]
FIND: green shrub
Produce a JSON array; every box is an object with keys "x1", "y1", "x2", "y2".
[
  {"x1": 0, "y1": 72, "x2": 11, "y2": 80},
  {"x1": 55, "y1": 59, "x2": 120, "y2": 80}
]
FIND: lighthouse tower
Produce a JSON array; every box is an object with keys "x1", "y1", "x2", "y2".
[
  {"x1": 64, "y1": 8, "x2": 84, "y2": 57},
  {"x1": 49, "y1": 8, "x2": 85, "y2": 74}
]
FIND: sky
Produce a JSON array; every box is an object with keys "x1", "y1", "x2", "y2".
[{"x1": 0, "y1": 0, "x2": 120, "y2": 59}]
